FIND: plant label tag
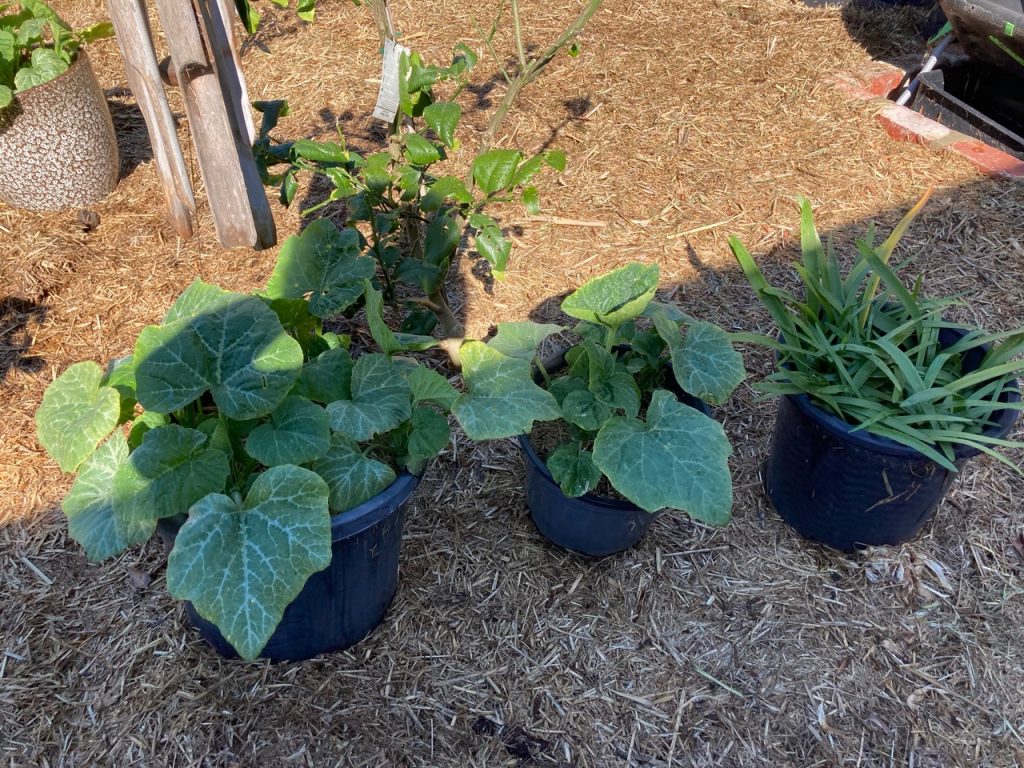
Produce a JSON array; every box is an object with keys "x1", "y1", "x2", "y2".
[{"x1": 372, "y1": 39, "x2": 408, "y2": 123}]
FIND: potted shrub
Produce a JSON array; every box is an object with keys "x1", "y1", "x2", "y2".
[
  {"x1": 253, "y1": 0, "x2": 602, "y2": 349},
  {"x1": 729, "y1": 193, "x2": 1024, "y2": 552},
  {"x1": 0, "y1": 1, "x2": 118, "y2": 210},
  {"x1": 35, "y1": 224, "x2": 456, "y2": 660},
  {"x1": 449, "y1": 262, "x2": 746, "y2": 556}
]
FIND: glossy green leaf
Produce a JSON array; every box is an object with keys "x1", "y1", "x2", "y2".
[
  {"x1": 475, "y1": 225, "x2": 511, "y2": 278},
  {"x1": 593, "y1": 390, "x2": 732, "y2": 522},
  {"x1": 546, "y1": 443, "x2": 600, "y2": 498},
  {"x1": 424, "y1": 212, "x2": 461, "y2": 268},
  {"x1": 562, "y1": 262, "x2": 659, "y2": 328},
  {"x1": 522, "y1": 186, "x2": 540, "y2": 215},
  {"x1": 63, "y1": 433, "x2": 153, "y2": 561},
  {"x1": 452, "y1": 343, "x2": 560, "y2": 440},
  {"x1": 111, "y1": 425, "x2": 230, "y2": 527},
  {"x1": 404, "y1": 133, "x2": 441, "y2": 165},
  {"x1": 246, "y1": 396, "x2": 330, "y2": 467},
  {"x1": 421, "y1": 176, "x2": 472, "y2": 212},
  {"x1": 311, "y1": 433, "x2": 396, "y2": 512},
  {"x1": 36, "y1": 361, "x2": 120, "y2": 472},
  {"x1": 134, "y1": 291, "x2": 303, "y2": 420},
  {"x1": 472, "y1": 149, "x2": 522, "y2": 195},
  {"x1": 653, "y1": 311, "x2": 744, "y2": 406},
  {"x1": 326, "y1": 353, "x2": 412, "y2": 441},
  {"x1": 166, "y1": 465, "x2": 331, "y2": 660},
  {"x1": 545, "y1": 150, "x2": 567, "y2": 172},
  {"x1": 265, "y1": 219, "x2": 375, "y2": 318},
  {"x1": 423, "y1": 101, "x2": 461, "y2": 147}
]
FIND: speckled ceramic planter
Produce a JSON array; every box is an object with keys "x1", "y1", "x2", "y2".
[{"x1": 0, "y1": 51, "x2": 119, "y2": 210}]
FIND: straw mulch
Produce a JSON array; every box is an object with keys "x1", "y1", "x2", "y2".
[{"x1": 3, "y1": 0, "x2": 1023, "y2": 765}]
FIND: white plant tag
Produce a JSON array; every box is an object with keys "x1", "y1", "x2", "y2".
[{"x1": 372, "y1": 38, "x2": 409, "y2": 123}]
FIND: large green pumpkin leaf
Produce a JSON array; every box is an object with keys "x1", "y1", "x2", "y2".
[
  {"x1": 163, "y1": 279, "x2": 231, "y2": 323},
  {"x1": 653, "y1": 310, "x2": 744, "y2": 406},
  {"x1": 264, "y1": 219, "x2": 375, "y2": 318},
  {"x1": 112, "y1": 425, "x2": 230, "y2": 527},
  {"x1": 311, "y1": 434, "x2": 396, "y2": 512},
  {"x1": 326, "y1": 354, "x2": 412, "y2": 441},
  {"x1": 561, "y1": 263, "x2": 660, "y2": 328},
  {"x1": 487, "y1": 321, "x2": 565, "y2": 360},
  {"x1": 292, "y1": 346, "x2": 353, "y2": 403},
  {"x1": 166, "y1": 465, "x2": 331, "y2": 660},
  {"x1": 452, "y1": 343, "x2": 560, "y2": 440},
  {"x1": 593, "y1": 390, "x2": 733, "y2": 523},
  {"x1": 246, "y1": 397, "x2": 330, "y2": 467},
  {"x1": 63, "y1": 433, "x2": 153, "y2": 561},
  {"x1": 36, "y1": 361, "x2": 121, "y2": 472},
  {"x1": 134, "y1": 292, "x2": 303, "y2": 420}
]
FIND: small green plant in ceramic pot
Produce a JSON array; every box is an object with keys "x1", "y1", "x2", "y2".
[
  {"x1": 730, "y1": 192, "x2": 1024, "y2": 552},
  {"x1": 36, "y1": 228, "x2": 456, "y2": 660},
  {"x1": 449, "y1": 262, "x2": 746, "y2": 556},
  {"x1": 0, "y1": 1, "x2": 118, "y2": 210}
]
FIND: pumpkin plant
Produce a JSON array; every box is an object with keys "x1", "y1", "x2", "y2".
[
  {"x1": 0, "y1": 0, "x2": 113, "y2": 109},
  {"x1": 36, "y1": 238, "x2": 456, "y2": 660},
  {"x1": 453, "y1": 262, "x2": 746, "y2": 524}
]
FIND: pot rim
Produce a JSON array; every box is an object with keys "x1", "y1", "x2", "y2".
[
  {"x1": 517, "y1": 433, "x2": 644, "y2": 512},
  {"x1": 158, "y1": 471, "x2": 421, "y2": 544}
]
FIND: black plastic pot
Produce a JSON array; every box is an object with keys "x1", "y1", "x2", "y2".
[
  {"x1": 765, "y1": 330, "x2": 1020, "y2": 552},
  {"x1": 158, "y1": 472, "x2": 419, "y2": 661},
  {"x1": 520, "y1": 349, "x2": 713, "y2": 556}
]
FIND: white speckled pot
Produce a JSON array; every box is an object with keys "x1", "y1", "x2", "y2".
[{"x1": 0, "y1": 51, "x2": 119, "y2": 211}]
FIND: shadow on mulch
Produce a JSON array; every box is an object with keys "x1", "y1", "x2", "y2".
[{"x1": 0, "y1": 296, "x2": 46, "y2": 381}]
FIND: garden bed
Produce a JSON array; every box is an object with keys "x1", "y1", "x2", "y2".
[{"x1": 2, "y1": 0, "x2": 1023, "y2": 765}]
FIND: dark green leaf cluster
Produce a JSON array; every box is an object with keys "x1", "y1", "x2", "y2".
[
  {"x1": 730, "y1": 196, "x2": 1024, "y2": 471},
  {"x1": 0, "y1": 1, "x2": 113, "y2": 108},
  {"x1": 252, "y1": 43, "x2": 565, "y2": 336}
]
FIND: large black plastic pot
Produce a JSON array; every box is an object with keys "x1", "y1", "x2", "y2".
[
  {"x1": 519, "y1": 349, "x2": 713, "y2": 556},
  {"x1": 765, "y1": 330, "x2": 1020, "y2": 552},
  {"x1": 158, "y1": 473, "x2": 419, "y2": 661}
]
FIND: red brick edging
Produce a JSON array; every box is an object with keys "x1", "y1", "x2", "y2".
[{"x1": 828, "y1": 61, "x2": 1024, "y2": 180}]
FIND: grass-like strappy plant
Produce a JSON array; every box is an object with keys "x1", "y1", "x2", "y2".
[{"x1": 729, "y1": 192, "x2": 1024, "y2": 472}]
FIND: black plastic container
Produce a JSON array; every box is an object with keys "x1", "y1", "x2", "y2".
[
  {"x1": 915, "y1": 64, "x2": 1024, "y2": 160},
  {"x1": 765, "y1": 330, "x2": 1020, "y2": 552},
  {"x1": 517, "y1": 433, "x2": 661, "y2": 557},
  {"x1": 158, "y1": 473, "x2": 419, "y2": 661}
]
